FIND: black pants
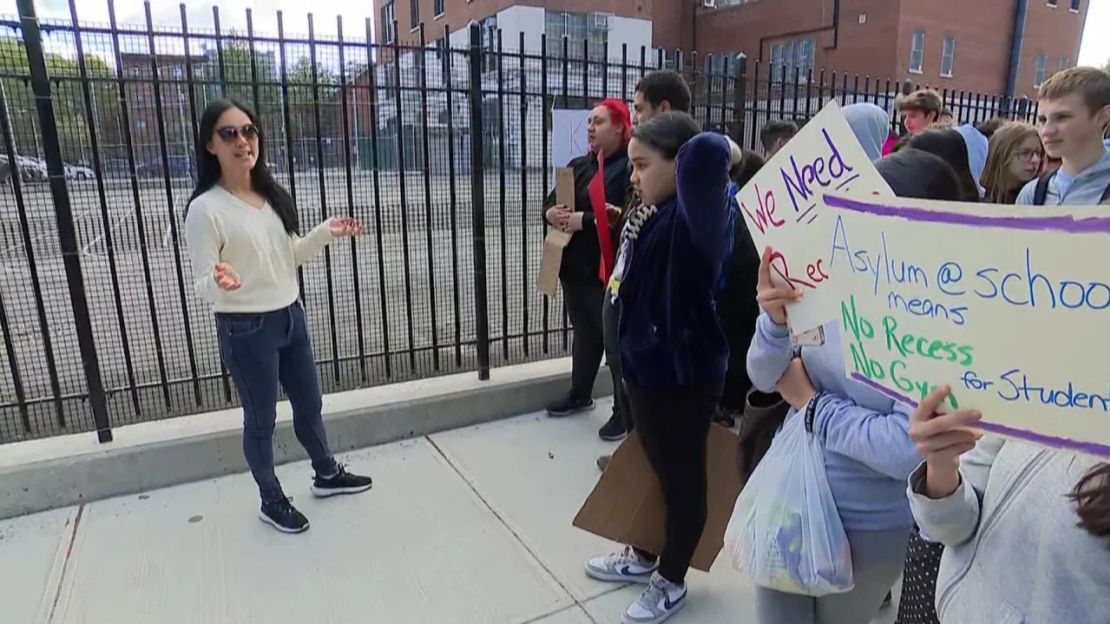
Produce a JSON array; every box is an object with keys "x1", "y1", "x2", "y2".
[
  {"x1": 627, "y1": 382, "x2": 721, "y2": 584},
  {"x1": 602, "y1": 294, "x2": 631, "y2": 429},
  {"x1": 563, "y1": 277, "x2": 607, "y2": 401},
  {"x1": 718, "y1": 292, "x2": 759, "y2": 412}
]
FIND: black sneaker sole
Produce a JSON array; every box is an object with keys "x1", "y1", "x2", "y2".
[
  {"x1": 599, "y1": 429, "x2": 629, "y2": 442},
  {"x1": 310, "y1": 482, "x2": 374, "y2": 498},
  {"x1": 547, "y1": 401, "x2": 595, "y2": 418},
  {"x1": 258, "y1": 511, "x2": 309, "y2": 533}
]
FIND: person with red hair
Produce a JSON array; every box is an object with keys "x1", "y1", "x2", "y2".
[{"x1": 544, "y1": 99, "x2": 634, "y2": 420}]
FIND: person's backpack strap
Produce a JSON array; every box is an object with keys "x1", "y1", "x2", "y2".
[{"x1": 1033, "y1": 171, "x2": 1056, "y2": 206}]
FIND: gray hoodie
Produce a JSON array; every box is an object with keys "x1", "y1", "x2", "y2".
[
  {"x1": 843, "y1": 103, "x2": 890, "y2": 162},
  {"x1": 908, "y1": 437, "x2": 1110, "y2": 623},
  {"x1": 1016, "y1": 149, "x2": 1110, "y2": 205}
]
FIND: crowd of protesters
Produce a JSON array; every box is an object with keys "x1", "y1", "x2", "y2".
[
  {"x1": 536, "y1": 65, "x2": 1110, "y2": 624},
  {"x1": 181, "y1": 58, "x2": 1110, "y2": 624}
]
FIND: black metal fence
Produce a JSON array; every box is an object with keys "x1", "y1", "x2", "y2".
[{"x1": 0, "y1": 0, "x2": 1041, "y2": 445}]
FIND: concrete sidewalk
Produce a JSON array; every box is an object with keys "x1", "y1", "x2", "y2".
[{"x1": 0, "y1": 401, "x2": 899, "y2": 624}]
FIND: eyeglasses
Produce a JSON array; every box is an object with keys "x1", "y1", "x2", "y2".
[
  {"x1": 215, "y1": 124, "x2": 260, "y2": 143},
  {"x1": 1014, "y1": 148, "x2": 1043, "y2": 162}
]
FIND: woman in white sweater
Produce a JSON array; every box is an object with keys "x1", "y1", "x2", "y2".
[
  {"x1": 184, "y1": 99, "x2": 372, "y2": 533},
  {"x1": 907, "y1": 385, "x2": 1110, "y2": 622}
]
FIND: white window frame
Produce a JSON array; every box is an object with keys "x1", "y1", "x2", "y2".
[
  {"x1": 909, "y1": 29, "x2": 925, "y2": 74},
  {"x1": 940, "y1": 36, "x2": 955, "y2": 78},
  {"x1": 1034, "y1": 53, "x2": 1048, "y2": 88},
  {"x1": 434, "y1": 0, "x2": 445, "y2": 18},
  {"x1": 382, "y1": 2, "x2": 396, "y2": 44}
]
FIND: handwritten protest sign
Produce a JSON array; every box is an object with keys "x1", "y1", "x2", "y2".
[
  {"x1": 823, "y1": 193, "x2": 1110, "y2": 457},
  {"x1": 736, "y1": 100, "x2": 893, "y2": 333}
]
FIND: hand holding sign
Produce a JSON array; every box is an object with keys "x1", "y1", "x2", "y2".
[
  {"x1": 757, "y1": 246, "x2": 803, "y2": 326},
  {"x1": 909, "y1": 385, "x2": 983, "y2": 498}
]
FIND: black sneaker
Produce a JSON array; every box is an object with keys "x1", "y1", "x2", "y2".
[
  {"x1": 259, "y1": 497, "x2": 309, "y2": 534},
  {"x1": 546, "y1": 396, "x2": 595, "y2": 418},
  {"x1": 598, "y1": 412, "x2": 629, "y2": 442},
  {"x1": 597, "y1": 454, "x2": 611, "y2": 472},
  {"x1": 310, "y1": 464, "x2": 374, "y2": 498}
]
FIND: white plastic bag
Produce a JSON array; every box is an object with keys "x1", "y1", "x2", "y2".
[{"x1": 724, "y1": 410, "x2": 854, "y2": 596}]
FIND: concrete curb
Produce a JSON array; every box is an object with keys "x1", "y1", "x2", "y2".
[{"x1": 0, "y1": 360, "x2": 612, "y2": 520}]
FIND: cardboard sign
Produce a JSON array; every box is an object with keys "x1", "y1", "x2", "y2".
[
  {"x1": 823, "y1": 193, "x2": 1110, "y2": 457},
  {"x1": 538, "y1": 168, "x2": 576, "y2": 297},
  {"x1": 736, "y1": 101, "x2": 893, "y2": 332},
  {"x1": 573, "y1": 425, "x2": 743, "y2": 572}
]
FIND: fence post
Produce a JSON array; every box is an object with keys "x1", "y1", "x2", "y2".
[
  {"x1": 732, "y1": 53, "x2": 747, "y2": 145},
  {"x1": 468, "y1": 23, "x2": 491, "y2": 380},
  {"x1": 17, "y1": 0, "x2": 112, "y2": 443}
]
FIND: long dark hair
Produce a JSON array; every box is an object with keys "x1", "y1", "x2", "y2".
[
  {"x1": 185, "y1": 98, "x2": 299, "y2": 234},
  {"x1": 875, "y1": 149, "x2": 964, "y2": 201},
  {"x1": 904, "y1": 129, "x2": 980, "y2": 202},
  {"x1": 1071, "y1": 464, "x2": 1110, "y2": 540},
  {"x1": 631, "y1": 111, "x2": 702, "y2": 160}
]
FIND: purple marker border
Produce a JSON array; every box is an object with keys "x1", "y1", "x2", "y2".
[
  {"x1": 825, "y1": 194, "x2": 1110, "y2": 234},
  {"x1": 849, "y1": 373, "x2": 1110, "y2": 459}
]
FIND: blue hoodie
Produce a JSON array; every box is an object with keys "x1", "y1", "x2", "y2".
[
  {"x1": 747, "y1": 316, "x2": 923, "y2": 531},
  {"x1": 617, "y1": 133, "x2": 732, "y2": 390}
]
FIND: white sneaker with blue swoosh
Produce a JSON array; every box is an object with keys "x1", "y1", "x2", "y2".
[
  {"x1": 584, "y1": 546, "x2": 658, "y2": 583},
  {"x1": 621, "y1": 572, "x2": 687, "y2": 624}
]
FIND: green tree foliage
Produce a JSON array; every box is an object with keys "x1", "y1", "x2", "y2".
[{"x1": 0, "y1": 37, "x2": 116, "y2": 164}]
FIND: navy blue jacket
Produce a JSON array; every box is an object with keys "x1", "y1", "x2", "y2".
[{"x1": 617, "y1": 133, "x2": 732, "y2": 390}]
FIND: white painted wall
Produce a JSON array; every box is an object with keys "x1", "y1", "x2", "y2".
[
  {"x1": 608, "y1": 16, "x2": 653, "y2": 60},
  {"x1": 493, "y1": 5, "x2": 547, "y2": 51}
]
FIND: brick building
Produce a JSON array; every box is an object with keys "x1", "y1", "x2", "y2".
[{"x1": 695, "y1": 0, "x2": 1090, "y2": 98}]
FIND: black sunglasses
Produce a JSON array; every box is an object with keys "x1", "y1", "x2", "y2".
[{"x1": 215, "y1": 124, "x2": 260, "y2": 142}]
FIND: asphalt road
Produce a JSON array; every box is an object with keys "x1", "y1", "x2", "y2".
[{"x1": 0, "y1": 169, "x2": 573, "y2": 442}]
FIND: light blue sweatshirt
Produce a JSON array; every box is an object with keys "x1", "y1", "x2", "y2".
[
  {"x1": 747, "y1": 314, "x2": 923, "y2": 531},
  {"x1": 1016, "y1": 148, "x2": 1110, "y2": 205}
]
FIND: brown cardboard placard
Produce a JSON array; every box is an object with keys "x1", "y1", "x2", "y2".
[
  {"x1": 537, "y1": 168, "x2": 576, "y2": 297},
  {"x1": 572, "y1": 425, "x2": 743, "y2": 572}
]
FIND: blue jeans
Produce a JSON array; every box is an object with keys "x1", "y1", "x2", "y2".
[{"x1": 217, "y1": 302, "x2": 338, "y2": 503}]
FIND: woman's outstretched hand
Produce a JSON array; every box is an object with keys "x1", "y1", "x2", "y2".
[
  {"x1": 329, "y1": 216, "x2": 366, "y2": 238},
  {"x1": 213, "y1": 262, "x2": 241, "y2": 291}
]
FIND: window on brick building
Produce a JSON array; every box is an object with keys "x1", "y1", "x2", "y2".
[
  {"x1": 1034, "y1": 53, "x2": 1048, "y2": 88},
  {"x1": 910, "y1": 29, "x2": 925, "y2": 73},
  {"x1": 434, "y1": 0, "x2": 445, "y2": 17},
  {"x1": 1072, "y1": 0, "x2": 1082, "y2": 12},
  {"x1": 1059, "y1": 57, "x2": 1070, "y2": 72},
  {"x1": 940, "y1": 37, "x2": 956, "y2": 77},
  {"x1": 382, "y1": 2, "x2": 395, "y2": 43},
  {"x1": 544, "y1": 10, "x2": 606, "y2": 60},
  {"x1": 410, "y1": 0, "x2": 420, "y2": 29},
  {"x1": 1047, "y1": 0, "x2": 1058, "y2": 7},
  {"x1": 769, "y1": 37, "x2": 814, "y2": 83}
]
